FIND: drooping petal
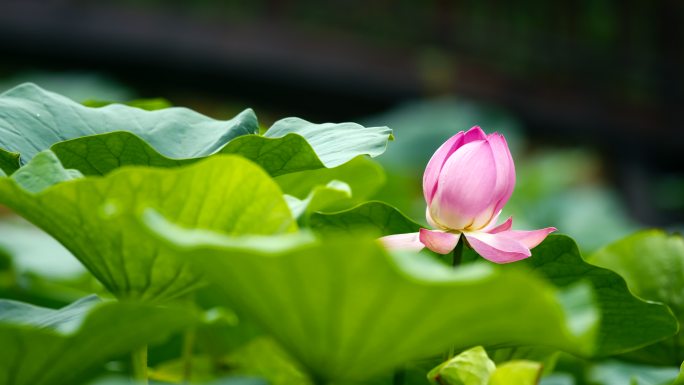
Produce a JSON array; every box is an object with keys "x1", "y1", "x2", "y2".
[
  {"x1": 485, "y1": 216, "x2": 513, "y2": 234},
  {"x1": 497, "y1": 227, "x2": 557, "y2": 249},
  {"x1": 431, "y1": 140, "x2": 497, "y2": 230},
  {"x1": 419, "y1": 229, "x2": 461, "y2": 254},
  {"x1": 379, "y1": 232, "x2": 424, "y2": 252},
  {"x1": 422, "y1": 127, "x2": 486, "y2": 205},
  {"x1": 464, "y1": 231, "x2": 531, "y2": 264}
]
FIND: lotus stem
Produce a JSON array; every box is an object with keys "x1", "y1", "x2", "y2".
[
  {"x1": 445, "y1": 239, "x2": 466, "y2": 360},
  {"x1": 392, "y1": 367, "x2": 406, "y2": 385},
  {"x1": 452, "y1": 237, "x2": 465, "y2": 267},
  {"x1": 182, "y1": 327, "x2": 196, "y2": 384},
  {"x1": 131, "y1": 345, "x2": 148, "y2": 384}
]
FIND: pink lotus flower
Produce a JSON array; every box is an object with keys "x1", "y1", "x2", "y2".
[{"x1": 381, "y1": 126, "x2": 555, "y2": 263}]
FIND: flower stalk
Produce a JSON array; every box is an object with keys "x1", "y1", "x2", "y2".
[{"x1": 131, "y1": 345, "x2": 148, "y2": 384}]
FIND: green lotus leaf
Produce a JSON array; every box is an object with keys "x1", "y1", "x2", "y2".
[
  {"x1": 52, "y1": 125, "x2": 392, "y2": 178},
  {"x1": 52, "y1": 131, "x2": 194, "y2": 176},
  {"x1": 274, "y1": 156, "x2": 385, "y2": 205},
  {"x1": 587, "y1": 360, "x2": 680, "y2": 385},
  {"x1": 427, "y1": 346, "x2": 543, "y2": 385},
  {"x1": 310, "y1": 201, "x2": 421, "y2": 235},
  {"x1": 0, "y1": 83, "x2": 257, "y2": 174},
  {"x1": 285, "y1": 180, "x2": 352, "y2": 222},
  {"x1": 0, "y1": 152, "x2": 295, "y2": 302},
  {"x1": 427, "y1": 346, "x2": 495, "y2": 385},
  {"x1": 0, "y1": 296, "x2": 195, "y2": 385},
  {"x1": 588, "y1": 230, "x2": 684, "y2": 365},
  {"x1": 489, "y1": 361, "x2": 542, "y2": 385},
  {"x1": 317, "y1": 199, "x2": 677, "y2": 357},
  {"x1": 87, "y1": 376, "x2": 266, "y2": 385},
  {"x1": 0, "y1": 83, "x2": 391, "y2": 177},
  {"x1": 262, "y1": 117, "x2": 392, "y2": 169},
  {"x1": 503, "y1": 235, "x2": 678, "y2": 357},
  {"x1": 675, "y1": 361, "x2": 684, "y2": 385},
  {"x1": 142, "y1": 212, "x2": 599, "y2": 383}
]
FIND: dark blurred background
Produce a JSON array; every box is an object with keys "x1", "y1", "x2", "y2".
[{"x1": 1, "y1": 0, "x2": 683, "y2": 249}]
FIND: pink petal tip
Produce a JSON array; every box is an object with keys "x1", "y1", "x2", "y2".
[{"x1": 419, "y1": 228, "x2": 461, "y2": 254}]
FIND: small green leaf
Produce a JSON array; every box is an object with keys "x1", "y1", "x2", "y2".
[
  {"x1": 0, "y1": 153, "x2": 295, "y2": 302},
  {"x1": 275, "y1": 156, "x2": 385, "y2": 205},
  {"x1": 0, "y1": 83, "x2": 257, "y2": 174},
  {"x1": 144, "y1": 215, "x2": 599, "y2": 383},
  {"x1": 11, "y1": 151, "x2": 83, "y2": 193},
  {"x1": 489, "y1": 361, "x2": 542, "y2": 385},
  {"x1": 0, "y1": 296, "x2": 195, "y2": 385},
  {"x1": 674, "y1": 361, "x2": 684, "y2": 385},
  {"x1": 0, "y1": 295, "x2": 98, "y2": 332},
  {"x1": 427, "y1": 346, "x2": 495, "y2": 385},
  {"x1": 588, "y1": 230, "x2": 684, "y2": 364},
  {"x1": 0, "y1": 149, "x2": 19, "y2": 176},
  {"x1": 285, "y1": 180, "x2": 352, "y2": 221},
  {"x1": 310, "y1": 201, "x2": 421, "y2": 236}
]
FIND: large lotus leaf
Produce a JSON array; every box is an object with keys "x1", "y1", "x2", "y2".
[
  {"x1": 262, "y1": 117, "x2": 392, "y2": 168},
  {"x1": 318, "y1": 202, "x2": 677, "y2": 357},
  {"x1": 51, "y1": 122, "x2": 392, "y2": 179},
  {"x1": 52, "y1": 131, "x2": 194, "y2": 176},
  {"x1": 0, "y1": 296, "x2": 195, "y2": 385},
  {"x1": 0, "y1": 216, "x2": 85, "y2": 280},
  {"x1": 0, "y1": 152, "x2": 295, "y2": 302},
  {"x1": 310, "y1": 201, "x2": 421, "y2": 235},
  {"x1": 498, "y1": 235, "x2": 677, "y2": 357},
  {"x1": 588, "y1": 230, "x2": 684, "y2": 365},
  {"x1": 587, "y1": 360, "x2": 680, "y2": 385},
  {"x1": 88, "y1": 376, "x2": 266, "y2": 385},
  {"x1": 0, "y1": 83, "x2": 257, "y2": 174},
  {"x1": 142, "y1": 213, "x2": 599, "y2": 383}
]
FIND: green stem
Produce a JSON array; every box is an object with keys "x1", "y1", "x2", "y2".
[
  {"x1": 182, "y1": 327, "x2": 196, "y2": 384},
  {"x1": 452, "y1": 237, "x2": 465, "y2": 267},
  {"x1": 445, "y1": 239, "x2": 466, "y2": 360},
  {"x1": 131, "y1": 345, "x2": 148, "y2": 384},
  {"x1": 392, "y1": 366, "x2": 405, "y2": 385}
]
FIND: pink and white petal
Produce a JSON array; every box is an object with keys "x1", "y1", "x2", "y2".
[
  {"x1": 425, "y1": 207, "x2": 442, "y2": 229},
  {"x1": 484, "y1": 216, "x2": 513, "y2": 234},
  {"x1": 431, "y1": 140, "x2": 497, "y2": 229},
  {"x1": 487, "y1": 133, "x2": 516, "y2": 214},
  {"x1": 498, "y1": 227, "x2": 557, "y2": 249},
  {"x1": 464, "y1": 231, "x2": 531, "y2": 264},
  {"x1": 379, "y1": 232, "x2": 424, "y2": 252},
  {"x1": 477, "y1": 210, "x2": 503, "y2": 232},
  {"x1": 423, "y1": 132, "x2": 465, "y2": 205},
  {"x1": 468, "y1": 205, "x2": 498, "y2": 230},
  {"x1": 423, "y1": 127, "x2": 487, "y2": 205},
  {"x1": 419, "y1": 228, "x2": 461, "y2": 254},
  {"x1": 463, "y1": 126, "x2": 487, "y2": 143}
]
